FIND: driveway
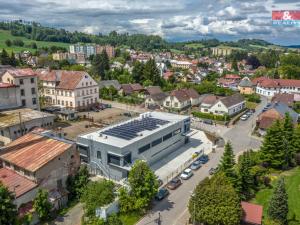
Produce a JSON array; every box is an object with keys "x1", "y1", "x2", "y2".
[{"x1": 50, "y1": 203, "x2": 83, "y2": 225}]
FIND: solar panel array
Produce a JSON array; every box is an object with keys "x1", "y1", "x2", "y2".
[{"x1": 101, "y1": 117, "x2": 169, "y2": 140}]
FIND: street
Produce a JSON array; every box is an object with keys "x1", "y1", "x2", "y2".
[{"x1": 137, "y1": 97, "x2": 268, "y2": 225}]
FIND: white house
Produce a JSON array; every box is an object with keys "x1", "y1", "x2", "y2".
[
  {"x1": 37, "y1": 70, "x2": 99, "y2": 111},
  {"x1": 2, "y1": 69, "x2": 39, "y2": 110},
  {"x1": 208, "y1": 93, "x2": 245, "y2": 116}
]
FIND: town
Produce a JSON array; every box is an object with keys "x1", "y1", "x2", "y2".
[{"x1": 0, "y1": 17, "x2": 300, "y2": 225}]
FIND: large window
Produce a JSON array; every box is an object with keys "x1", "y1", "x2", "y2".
[
  {"x1": 107, "y1": 154, "x2": 121, "y2": 166},
  {"x1": 152, "y1": 138, "x2": 162, "y2": 147},
  {"x1": 138, "y1": 144, "x2": 151, "y2": 154},
  {"x1": 163, "y1": 133, "x2": 172, "y2": 141},
  {"x1": 124, "y1": 153, "x2": 132, "y2": 165},
  {"x1": 21, "y1": 89, "x2": 25, "y2": 96}
]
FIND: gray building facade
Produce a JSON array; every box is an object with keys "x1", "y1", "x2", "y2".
[{"x1": 77, "y1": 112, "x2": 191, "y2": 180}]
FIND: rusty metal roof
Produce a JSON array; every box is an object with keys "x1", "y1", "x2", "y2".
[
  {"x1": 0, "y1": 168, "x2": 37, "y2": 198},
  {"x1": 0, "y1": 132, "x2": 74, "y2": 172}
]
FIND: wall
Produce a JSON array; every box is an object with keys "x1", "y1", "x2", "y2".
[
  {"x1": 14, "y1": 187, "x2": 38, "y2": 208},
  {"x1": 0, "y1": 86, "x2": 21, "y2": 110}
]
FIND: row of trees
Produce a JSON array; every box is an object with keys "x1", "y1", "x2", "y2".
[{"x1": 0, "y1": 49, "x2": 19, "y2": 66}]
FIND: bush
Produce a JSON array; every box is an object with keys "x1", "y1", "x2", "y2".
[
  {"x1": 192, "y1": 111, "x2": 229, "y2": 121},
  {"x1": 244, "y1": 94, "x2": 261, "y2": 103}
]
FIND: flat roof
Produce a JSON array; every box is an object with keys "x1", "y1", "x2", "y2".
[
  {"x1": 0, "y1": 108, "x2": 55, "y2": 128},
  {"x1": 0, "y1": 131, "x2": 74, "y2": 172},
  {"x1": 79, "y1": 112, "x2": 189, "y2": 148},
  {"x1": 0, "y1": 168, "x2": 37, "y2": 198}
]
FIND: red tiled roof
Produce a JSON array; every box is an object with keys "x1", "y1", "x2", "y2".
[
  {"x1": 121, "y1": 83, "x2": 144, "y2": 95},
  {"x1": 37, "y1": 70, "x2": 92, "y2": 90},
  {"x1": 224, "y1": 74, "x2": 241, "y2": 79},
  {"x1": 241, "y1": 201, "x2": 263, "y2": 225},
  {"x1": 0, "y1": 82, "x2": 17, "y2": 88},
  {"x1": 0, "y1": 168, "x2": 37, "y2": 198},
  {"x1": 145, "y1": 86, "x2": 163, "y2": 95},
  {"x1": 183, "y1": 88, "x2": 200, "y2": 99},
  {"x1": 201, "y1": 95, "x2": 219, "y2": 105},
  {"x1": 0, "y1": 132, "x2": 74, "y2": 172},
  {"x1": 271, "y1": 93, "x2": 295, "y2": 107},
  {"x1": 163, "y1": 71, "x2": 174, "y2": 80},
  {"x1": 6, "y1": 68, "x2": 37, "y2": 78},
  {"x1": 253, "y1": 77, "x2": 300, "y2": 88},
  {"x1": 170, "y1": 89, "x2": 190, "y2": 102}
]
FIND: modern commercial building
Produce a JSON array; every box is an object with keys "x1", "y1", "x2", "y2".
[
  {"x1": 77, "y1": 112, "x2": 191, "y2": 180},
  {"x1": 2, "y1": 68, "x2": 39, "y2": 110},
  {"x1": 37, "y1": 70, "x2": 99, "y2": 111}
]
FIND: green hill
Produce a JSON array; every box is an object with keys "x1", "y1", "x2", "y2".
[{"x1": 0, "y1": 30, "x2": 69, "y2": 53}]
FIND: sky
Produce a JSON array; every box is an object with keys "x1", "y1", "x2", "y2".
[{"x1": 0, "y1": 0, "x2": 300, "y2": 45}]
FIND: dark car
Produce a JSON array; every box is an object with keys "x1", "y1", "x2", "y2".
[
  {"x1": 209, "y1": 167, "x2": 217, "y2": 175},
  {"x1": 167, "y1": 178, "x2": 182, "y2": 190},
  {"x1": 203, "y1": 119, "x2": 213, "y2": 125},
  {"x1": 155, "y1": 188, "x2": 169, "y2": 201},
  {"x1": 197, "y1": 154, "x2": 209, "y2": 164}
]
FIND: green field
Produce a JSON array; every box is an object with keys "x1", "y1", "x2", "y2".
[
  {"x1": 185, "y1": 43, "x2": 204, "y2": 49},
  {"x1": 251, "y1": 167, "x2": 300, "y2": 224},
  {"x1": 0, "y1": 30, "x2": 69, "y2": 53}
]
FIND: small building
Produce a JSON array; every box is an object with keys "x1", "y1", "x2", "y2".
[
  {"x1": 199, "y1": 94, "x2": 220, "y2": 113},
  {"x1": 0, "y1": 108, "x2": 55, "y2": 144},
  {"x1": 238, "y1": 77, "x2": 254, "y2": 95},
  {"x1": 271, "y1": 93, "x2": 297, "y2": 107},
  {"x1": 241, "y1": 201, "x2": 263, "y2": 225},
  {"x1": 77, "y1": 112, "x2": 191, "y2": 180},
  {"x1": 218, "y1": 74, "x2": 241, "y2": 89},
  {"x1": 257, "y1": 102, "x2": 298, "y2": 135},
  {"x1": 119, "y1": 83, "x2": 144, "y2": 96},
  {"x1": 209, "y1": 93, "x2": 245, "y2": 116},
  {"x1": 144, "y1": 87, "x2": 168, "y2": 109},
  {"x1": 99, "y1": 80, "x2": 121, "y2": 91},
  {"x1": 2, "y1": 68, "x2": 39, "y2": 110}
]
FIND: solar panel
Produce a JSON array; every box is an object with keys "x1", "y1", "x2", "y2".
[{"x1": 101, "y1": 116, "x2": 170, "y2": 140}]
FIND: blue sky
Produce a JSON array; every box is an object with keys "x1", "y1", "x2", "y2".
[{"x1": 0, "y1": 0, "x2": 300, "y2": 45}]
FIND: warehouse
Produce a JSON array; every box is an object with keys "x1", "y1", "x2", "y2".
[{"x1": 77, "y1": 112, "x2": 191, "y2": 180}]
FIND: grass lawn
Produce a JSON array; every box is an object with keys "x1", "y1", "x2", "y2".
[
  {"x1": 0, "y1": 29, "x2": 69, "y2": 53},
  {"x1": 246, "y1": 101, "x2": 258, "y2": 110},
  {"x1": 184, "y1": 43, "x2": 204, "y2": 49},
  {"x1": 251, "y1": 167, "x2": 300, "y2": 224},
  {"x1": 120, "y1": 212, "x2": 143, "y2": 225}
]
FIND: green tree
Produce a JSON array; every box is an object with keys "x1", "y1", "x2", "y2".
[
  {"x1": 81, "y1": 180, "x2": 115, "y2": 217},
  {"x1": 119, "y1": 187, "x2": 135, "y2": 213},
  {"x1": 189, "y1": 173, "x2": 242, "y2": 225},
  {"x1": 132, "y1": 61, "x2": 144, "y2": 83},
  {"x1": 0, "y1": 49, "x2": 11, "y2": 65},
  {"x1": 0, "y1": 183, "x2": 17, "y2": 225},
  {"x1": 260, "y1": 120, "x2": 286, "y2": 169},
  {"x1": 282, "y1": 113, "x2": 294, "y2": 167},
  {"x1": 293, "y1": 125, "x2": 300, "y2": 154},
  {"x1": 268, "y1": 177, "x2": 288, "y2": 225},
  {"x1": 219, "y1": 142, "x2": 236, "y2": 181},
  {"x1": 143, "y1": 59, "x2": 161, "y2": 86},
  {"x1": 10, "y1": 51, "x2": 18, "y2": 67},
  {"x1": 5, "y1": 39, "x2": 12, "y2": 47},
  {"x1": 33, "y1": 189, "x2": 52, "y2": 221},
  {"x1": 67, "y1": 165, "x2": 90, "y2": 200},
  {"x1": 107, "y1": 213, "x2": 124, "y2": 225},
  {"x1": 231, "y1": 59, "x2": 239, "y2": 71},
  {"x1": 92, "y1": 50, "x2": 110, "y2": 80}
]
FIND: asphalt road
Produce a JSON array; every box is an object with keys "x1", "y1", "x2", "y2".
[{"x1": 137, "y1": 97, "x2": 268, "y2": 225}]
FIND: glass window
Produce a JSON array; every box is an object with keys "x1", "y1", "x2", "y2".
[
  {"x1": 97, "y1": 151, "x2": 101, "y2": 159},
  {"x1": 20, "y1": 79, "x2": 24, "y2": 85},
  {"x1": 152, "y1": 138, "x2": 162, "y2": 147},
  {"x1": 30, "y1": 78, "x2": 34, "y2": 83},
  {"x1": 107, "y1": 154, "x2": 120, "y2": 166},
  {"x1": 32, "y1": 98, "x2": 37, "y2": 105},
  {"x1": 21, "y1": 89, "x2": 25, "y2": 96},
  {"x1": 31, "y1": 88, "x2": 36, "y2": 94},
  {"x1": 163, "y1": 133, "x2": 172, "y2": 141},
  {"x1": 124, "y1": 153, "x2": 132, "y2": 165},
  {"x1": 138, "y1": 144, "x2": 151, "y2": 154},
  {"x1": 21, "y1": 99, "x2": 26, "y2": 106}
]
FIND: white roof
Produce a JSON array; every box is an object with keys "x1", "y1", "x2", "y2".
[{"x1": 79, "y1": 112, "x2": 189, "y2": 148}]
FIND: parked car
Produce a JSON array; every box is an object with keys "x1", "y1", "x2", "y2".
[
  {"x1": 240, "y1": 115, "x2": 248, "y2": 121},
  {"x1": 209, "y1": 167, "x2": 217, "y2": 175},
  {"x1": 92, "y1": 107, "x2": 99, "y2": 112},
  {"x1": 190, "y1": 161, "x2": 202, "y2": 170},
  {"x1": 155, "y1": 188, "x2": 169, "y2": 201},
  {"x1": 180, "y1": 168, "x2": 193, "y2": 180},
  {"x1": 167, "y1": 178, "x2": 182, "y2": 190},
  {"x1": 197, "y1": 155, "x2": 209, "y2": 164},
  {"x1": 203, "y1": 119, "x2": 213, "y2": 125},
  {"x1": 246, "y1": 111, "x2": 252, "y2": 116},
  {"x1": 266, "y1": 103, "x2": 272, "y2": 107}
]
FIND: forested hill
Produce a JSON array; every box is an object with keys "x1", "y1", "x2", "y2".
[{"x1": 0, "y1": 20, "x2": 281, "y2": 52}]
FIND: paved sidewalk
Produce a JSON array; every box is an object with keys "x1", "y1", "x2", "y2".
[{"x1": 50, "y1": 203, "x2": 83, "y2": 225}]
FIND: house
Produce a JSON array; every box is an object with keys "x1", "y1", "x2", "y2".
[
  {"x1": 2, "y1": 68, "x2": 39, "y2": 110},
  {"x1": 257, "y1": 102, "x2": 298, "y2": 135},
  {"x1": 144, "y1": 86, "x2": 168, "y2": 109},
  {"x1": 0, "y1": 108, "x2": 55, "y2": 145},
  {"x1": 0, "y1": 129, "x2": 80, "y2": 209},
  {"x1": 241, "y1": 201, "x2": 263, "y2": 225},
  {"x1": 199, "y1": 94, "x2": 220, "y2": 113},
  {"x1": 209, "y1": 93, "x2": 246, "y2": 116},
  {"x1": 119, "y1": 83, "x2": 144, "y2": 96},
  {"x1": 170, "y1": 60, "x2": 193, "y2": 69},
  {"x1": 0, "y1": 82, "x2": 21, "y2": 110},
  {"x1": 184, "y1": 88, "x2": 201, "y2": 106},
  {"x1": 271, "y1": 93, "x2": 298, "y2": 107},
  {"x1": 218, "y1": 74, "x2": 241, "y2": 89},
  {"x1": 163, "y1": 70, "x2": 174, "y2": 80},
  {"x1": 238, "y1": 77, "x2": 254, "y2": 95},
  {"x1": 253, "y1": 77, "x2": 300, "y2": 97},
  {"x1": 37, "y1": 70, "x2": 99, "y2": 111},
  {"x1": 99, "y1": 80, "x2": 121, "y2": 91}
]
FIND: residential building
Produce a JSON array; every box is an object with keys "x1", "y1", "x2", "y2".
[
  {"x1": 199, "y1": 94, "x2": 220, "y2": 113},
  {"x1": 208, "y1": 93, "x2": 245, "y2": 116},
  {"x1": 0, "y1": 108, "x2": 55, "y2": 144},
  {"x1": 99, "y1": 80, "x2": 121, "y2": 91},
  {"x1": 52, "y1": 52, "x2": 68, "y2": 61},
  {"x1": 119, "y1": 83, "x2": 144, "y2": 96},
  {"x1": 144, "y1": 86, "x2": 167, "y2": 109},
  {"x1": 69, "y1": 43, "x2": 95, "y2": 57},
  {"x1": 163, "y1": 88, "x2": 200, "y2": 111},
  {"x1": 271, "y1": 93, "x2": 300, "y2": 107},
  {"x1": 0, "y1": 129, "x2": 80, "y2": 209},
  {"x1": 170, "y1": 60, "x2": 193, "y2": 69},
  {"x1": 238, "y1": 77, "x2": 254, "y2": 95},
  {"x1": 77, "y1": 112, "x2": 191, "y2": 180},
  {"x1": 37, "y1": 70, "x2": 99, "y2": 111},
  {"x1": 2, "y1": 68, "x2": 39, "y2": 110},
  {"x1": 218, "y1": 74, "x2": 241, "y2": 89},
  {"x1": 211, "y1": 47, "x2": 233, "y2": 56},
  {"x1": 241, "y1": 202, "x2": 263, "y2": 225},
  {"x1": 253, "y1": 77, "x2": 300, "y2": 97},
  {"x1": 96, "y1": 45, "x2": 115, "y2": 58},
  {"x1": 257, "y1": 102, "x2": 298, "y2": 135},
  {"x1": 0, "y1": 82, "x2": 21, "y2": 110}
]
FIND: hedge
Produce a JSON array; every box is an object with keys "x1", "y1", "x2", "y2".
[{"x1": 192, "y1": 111, "x2": 229, "y2": 121}]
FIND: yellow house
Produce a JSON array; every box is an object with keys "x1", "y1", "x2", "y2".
[{"x1": 238, "y1": 77, "x2": 254, "y2": 95}]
